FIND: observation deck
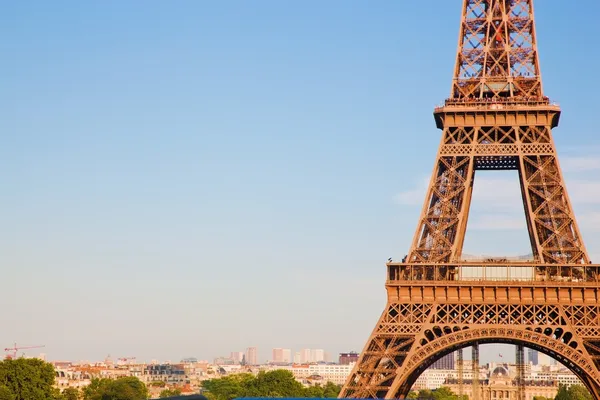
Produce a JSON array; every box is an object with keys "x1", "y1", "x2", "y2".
[{"x1": 385, "y1": 261, "x2": 600, "y2": 304}]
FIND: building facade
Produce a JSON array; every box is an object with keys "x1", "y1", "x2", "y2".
[
  {"x1": 430, "y1": 353, "x2": 455, "y2": 370},
  {"x1": 339, "y1": 352, "x2": 359, "y2": 365},
  {"x1": 445, "y1": 366, "x2": 557, "y2": 400},
  {"x1": 271, "y1": 348, "x2": 292, "y2": 364},
  {"x1": 245, "y1": 347, "x2": 258, "y2": 365},
  {"x1": 528, "y1": 349, "x2": 539, "y2": 366}
]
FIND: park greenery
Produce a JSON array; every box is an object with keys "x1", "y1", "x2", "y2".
[
  {"x1": 406, "y1": 387, "x2": 468, "y2": 400},
  {"x1": 82, "y1": 377, "x2": 149, "y2": 400},
  {"x1": 159, "y1": 387, "x2": 182, "y2": 398},
  {"x1": 0, "y1": 358, "x2": 60, "y2": 400},
  {"x1": 201, "y1": 370, "x2": 341, "y2": 400},
  {"x1": 555, "y1": 384, "x2": 593, "y2": 400}
]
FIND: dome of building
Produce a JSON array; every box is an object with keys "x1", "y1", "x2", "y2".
[{"x1": 492, "y1": 366, "x2": 509, "y2": 377}]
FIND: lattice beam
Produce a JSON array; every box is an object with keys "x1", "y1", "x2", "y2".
[{"x1": 451, "y1": 0, "x2": 544, "y2": 102}]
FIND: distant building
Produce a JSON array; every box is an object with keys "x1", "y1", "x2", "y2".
[
  {"x1": 339, "y1": 352, "x2": 359, "y2": 365},
  {"x1": 446, "y1": 366, "x2": 557, "y2": 400},
  {"x1": 294, "y1": 352, "x2": 301, "y2": 364},
  {"x1": 144, "y1": 364, "x2": 187, "y2": 385},
  {"x1": 272, "y1": 348, "x2": 283, "y2": 364},
  {"x1": 272, "y1": 348, "x2": 292, "y2": 364},
  {"x1": 282, "y1": 349, "x2": 292, "y2": 363},
  {"x1": 230, "y1": 352, "x2": 244, "y2": 364},
  {"x1": 280, "y1": 363, "x2": 356, "y2": 385},
  {"x1": 300, "y1": 349, "x2": 312, "y2": 363},
  {"x1": 311, "y1": 349, "x2": 325, "y2": 363},
  {"x1": 213, "y1": 357, "x2": 235, "y2": 365},
  {"x1": 430, "y1": 353, "x2": 455, "y2": 370},
  {"x1": 528, "y1": 349, "x2": 539, "y2": 365},
  {"x1": 246, "y1": 347, "x2": 258, "y2": 365}
]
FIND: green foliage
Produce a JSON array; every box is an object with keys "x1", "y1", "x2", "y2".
[
  {"x1": 414, "y1": 387, "x2": 465, "y2": 400},
  {"x1": 201, "y1": 370, "x2": 342, "y2": 400},
  {"x1": 159, "y1": 388, "x2": 182, "y2": 398},
  {"x1": 82, "y1": 377, "x2": 148, "y2": 400},
  {"x1": 567, "y1": 385, "x2": 593, "y2": 400},
  {"x1": 322, "y1": 381, "x2": 341, "y2": 398},
  {"x1": 61, "y1": 387, "x2": 81, "y2": 400},
  {"x1": 251, "y1": 370, "x2": 305, "y2": 397},
  {"x1": 554, "y1": 384, "x2": 593, "y2": 400},
  {"x1": 0, "y1": 386, "x2": 15, "y2": 400},
  {"x1": 556, "y1": 385, "x2": 570, "y2": 400},
  {"x1": 150, "y1": 381, "x2": 167, "y2": 388},
  {"x1": 0, "y1": 358, "x2": 57, "y2": 400}
]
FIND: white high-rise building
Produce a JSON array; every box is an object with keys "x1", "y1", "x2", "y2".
[
  {"x1": 538, "y1": 352, "x2": 552, "y2": 366},
  {"x1": 272, "y1": 348, "x2": 292, "y2": 363},
  {"x1": 294, "y1": 352, "x2": 301, "y2": 364},
  {"x1": 272, "y1": 348, "x2": 282, "y2": 363},
  {"x1": 230, "y1": 352, "x2": 244, "y2": 364},
  {"x1": 300, "y1": 349, "x2": 312, "y2": 363},
  {"x1": 282, "y1": 349, "x2": 292, "y2": 363},
  {"x1": 246, "y1": 347, "x2": 258, "y2": 365},
  {"x1": 311, "y1": 349, "x2": 325, "y2": 363}
]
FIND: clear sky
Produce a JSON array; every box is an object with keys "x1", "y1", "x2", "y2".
[{"x1": 3, "y1": 0, "x2": 600, "y2": 366}]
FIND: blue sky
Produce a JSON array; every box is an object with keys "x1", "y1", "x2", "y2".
[{"x1": 2, "y1": 0, "x2": 600, "y2": 365}]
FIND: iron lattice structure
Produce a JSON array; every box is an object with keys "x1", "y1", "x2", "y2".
[{"x1": 339, "y1": 1, "x2": 600, "y2": 399}]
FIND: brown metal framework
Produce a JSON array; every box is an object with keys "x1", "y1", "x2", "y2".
[{"x1": 339, "y1": 1, "x2": 600, "y2": 399}]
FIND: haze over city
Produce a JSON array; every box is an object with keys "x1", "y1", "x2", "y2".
[{"x1": 4, "y1": 0, "x2": 600, "y2": 366}]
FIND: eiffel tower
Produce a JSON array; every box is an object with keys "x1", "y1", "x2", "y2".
[{"x1": 339, "y1": 1, "x2": 600, "y2": 399}]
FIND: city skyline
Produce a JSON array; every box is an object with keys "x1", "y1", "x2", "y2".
[{"x1": 4, "y1": 0, "x2": 600, "y2": 364}]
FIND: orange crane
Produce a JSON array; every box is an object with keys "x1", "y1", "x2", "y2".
[{"x1": 4, "y1": 343, "x2": 45, "y2": 359}]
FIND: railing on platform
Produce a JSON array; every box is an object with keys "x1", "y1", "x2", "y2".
[
  {"x1": 386, "y1": 262, "x2": 600, "y2": 283},
  {"x1": 433, "y1": 97, "x2": 559, "y2": 112}
]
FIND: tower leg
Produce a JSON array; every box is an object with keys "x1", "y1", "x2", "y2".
[
  {"x1": 472, "y1": 344, "x2": 479, "y2": 400},
  {"x1": 457, "y1": 349, "x2": 464, "y2": 398},
  {"x1": 516, "y1": 345, "x2": 525, "y2": 400}
]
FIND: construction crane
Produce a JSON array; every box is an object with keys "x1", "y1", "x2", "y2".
[{"x1": 4, "y1": 343, "x2": 45, "y2": 360}]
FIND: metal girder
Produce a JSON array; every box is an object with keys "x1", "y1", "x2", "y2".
[{"x1": 451, "y1": 0, "x2": 543, "y2": 102}]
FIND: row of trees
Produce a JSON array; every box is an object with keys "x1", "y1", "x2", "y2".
[
  {"x1": 406, "y1": 387, "x2": 467, "y2": 400},
  {"x1": 201, "y1": 370, "x2": 341, "y2": 400},
  {"x1": 0, "y1": 358, "x2": 154, "y2": 400}
]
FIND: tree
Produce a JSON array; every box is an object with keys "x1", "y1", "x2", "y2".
[
  {"x1": 0, "y1": 386, "x2": 14, "y2": 400},
  {"x1": 82, "y1": 377, "x2": 148, "y2": 400},
  {"x1": 0, "y1": 358, "x2": 57, "y2": 400},
  {"x1": 61, "y1": 387, "x2": 81, "y2": 400},
  {"x1": 321, "y1": 382, "x2": 342, "y2": 398},
  {"x1": 433, "y1": 387, "x2": 456, "y2": 400},
  {"x1": 251, "y1": 370, "x2": 305, "y2": 397},
  {"x1": 202, "y1": 371, "x2": 341, "y2": 400},
  {"x1": 159, "y1": 388, "x2": 182, "y2": 398},
  {"x1": 567, "y1": 385, "x2": 592, "y2": 400},
  {"x1": 555, "y1": 384, "x2": 570, "y2": 400},
  {"x1": 304, "y1": 385, "x2": 324, "y2": 398}
]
